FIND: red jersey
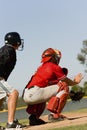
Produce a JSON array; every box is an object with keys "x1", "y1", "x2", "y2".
[{"x1": 26, "y1": 62, "x2": 68, "y2": 88}]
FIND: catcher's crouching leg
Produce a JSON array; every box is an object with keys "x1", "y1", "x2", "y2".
[
  {"x1": 26, "y1": 102, "x2": 46, "y2": 125},
  {"x1": 26, "y1": 102, "x2": 46, "y2": 118},
  {"x1": 47, "y1": 82, "x2": 69, "y2": 120}
]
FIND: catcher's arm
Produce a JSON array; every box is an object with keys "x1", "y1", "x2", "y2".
[{"x1": 61, "y1": 73, "x2": 83, "y2": 86}]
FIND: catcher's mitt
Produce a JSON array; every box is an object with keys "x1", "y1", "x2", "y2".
[{"x1": 69, "y1": 90, "x2": 85, "y2": 101}]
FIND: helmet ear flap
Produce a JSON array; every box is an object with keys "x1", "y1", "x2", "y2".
[{"x1": 54, "y1": 49, "x2": 62, "y2": 58}]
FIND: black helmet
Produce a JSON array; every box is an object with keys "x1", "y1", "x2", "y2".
[{"x1": 4, "y1": 32, "x2": 24, "y2": 50}]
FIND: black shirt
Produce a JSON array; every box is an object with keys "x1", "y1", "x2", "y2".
[{"x1": 0, "y1": 45, "x2": 16, "y2": 80}]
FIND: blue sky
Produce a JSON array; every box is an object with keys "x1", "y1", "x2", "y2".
[{"x1": 0, "y1": 0, "x2": 87, "y2": 94}]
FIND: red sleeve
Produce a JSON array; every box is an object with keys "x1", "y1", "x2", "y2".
[
  {"x1": 54, "y1": 65, "x2": 68, "y2": 80},
  {"x1": 45, "y1": 63, "x2": 68, "y2": 85}
]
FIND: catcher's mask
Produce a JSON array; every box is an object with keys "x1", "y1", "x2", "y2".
[{"x1": 41, "y1": 48, "x2": 62, "y2": 64}]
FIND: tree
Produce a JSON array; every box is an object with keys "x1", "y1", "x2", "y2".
[
  {"x1": 77, "y1": 40, "x2": 87, "y2": 72},
  {"x1": 83, "y1": 82, "x2": 87, "y2": 95},
  {"x1": 70, "y1": 85, "x2": 83, "y2": 92}
]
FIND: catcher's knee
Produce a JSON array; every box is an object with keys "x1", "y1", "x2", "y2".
[
  {"x1": 47, "y1": 92, "x2": 68, "y2": 113},
  {"x1": 47, "y1": 96, "x2": 59, "y2": 113},
  {"x1": 58, "y1": 81, "x2": 69, "y2": 93}
]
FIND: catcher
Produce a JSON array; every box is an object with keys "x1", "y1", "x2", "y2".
[{"x1": 23, "y1": 48, "x2": 83, "y2": 125}]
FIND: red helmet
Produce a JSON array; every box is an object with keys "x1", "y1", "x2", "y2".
[{"x1": 41, "y1": 48, "x2": 62, "y2": 64}]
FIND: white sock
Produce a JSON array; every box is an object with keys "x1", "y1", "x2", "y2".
[{"x1": 8, "y1": 122, "x2": 13, "y2": 125}]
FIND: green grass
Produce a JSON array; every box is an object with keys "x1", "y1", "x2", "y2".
[
  {"x1": 1, "y1": 122, "x2": 87, "y2": 130},
  {"x1": 1, "y1": 108, "x2": 87, "y2": 129},
  {"x1": 0, "y1": 118, "x2": 28, "y2": 127}
]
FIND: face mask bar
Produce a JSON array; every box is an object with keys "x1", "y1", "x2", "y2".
[{"x1": 18, "y1": 39, "x2": 24, "y2": 51}]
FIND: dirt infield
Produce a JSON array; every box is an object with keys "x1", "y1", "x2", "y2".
[{"x1": 24, "y1": 111, "x2": 87, "y2": 130}]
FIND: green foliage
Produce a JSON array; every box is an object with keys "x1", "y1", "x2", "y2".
[
  {"x1": 77, "y1": 54, "x2": 85, "y2": 64},
  {"x1": 70, "y1": 82, "x2": 87, "y2": 96},
  {"x1": 77, "y1": 40, "x2": 87, "y2": 72},
  {"x1": 17, "y1": 96, "x2": 27, "y2": 107},
  {"x1": 71, "y1": 85, "x2": 83, "y2": 92},
  {"x1": 2, "y1": 96, "x2": 27, "y2": 110},
  {"x1": 83, "y1": 82, "x2": 87, "y2": 95}
]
